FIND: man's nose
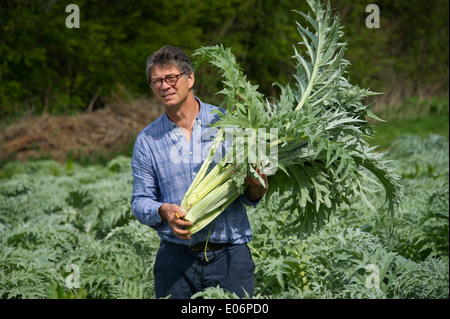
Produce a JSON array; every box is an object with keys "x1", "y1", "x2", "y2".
[{"x1": 161, "y1": 79, "x2": 171, "y2": 90}]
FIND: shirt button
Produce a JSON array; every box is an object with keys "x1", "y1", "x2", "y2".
[
  {"x1": 192, "y1": 172, "x2": 196, "y2": 176},
  {"x1": 189, "y1": 151, "x2": 193, "y2": 155}
]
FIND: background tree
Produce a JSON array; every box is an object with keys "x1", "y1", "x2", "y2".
[{"x1": 0, "y1": 0, "x2": 448, "y2": 121}]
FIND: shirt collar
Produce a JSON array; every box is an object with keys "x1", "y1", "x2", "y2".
[{"x1": 194, "y1": 96, "x2": 207, "y2": 127}]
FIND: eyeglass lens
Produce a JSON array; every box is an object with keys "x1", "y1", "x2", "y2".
[{"x1": 151, "y1": 73, "x2": 183, "y2": 88}]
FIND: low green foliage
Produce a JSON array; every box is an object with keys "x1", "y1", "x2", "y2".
[
  {"x1": 369, "y1": 97, "x2": 450, "y2": 149},
  {"x1": 0, "y1": 134, "x2": 447, "y2": 299},
  {"x1": 0, "y1": 159, "x2": 159, "y2": 299}
]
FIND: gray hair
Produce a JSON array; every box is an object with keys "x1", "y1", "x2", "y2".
[{"x1": 146, "y1": 46, "x2": 194, "y2": 82}]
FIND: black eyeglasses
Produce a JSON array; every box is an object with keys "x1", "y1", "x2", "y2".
[{"x1": 149, "y1": 72, "x2": 185, "y2": 89}]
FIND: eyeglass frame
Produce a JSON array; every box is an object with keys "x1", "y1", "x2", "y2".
[{"x1": 149, "y1": 72, "x2": 185, "y2": 89}]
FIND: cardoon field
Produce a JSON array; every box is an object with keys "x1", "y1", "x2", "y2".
[
  {"x1": 0, "y1": 129, "x2": 448, "y2": 299},
  {"x1": 0, "y1": 0, "x2": 448, "y2": 300}
]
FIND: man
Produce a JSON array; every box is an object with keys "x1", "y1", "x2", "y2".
[{"x1": 131, "y1": 46, "x2": 268, "y2": 299}]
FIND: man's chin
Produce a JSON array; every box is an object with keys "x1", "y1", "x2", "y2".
[{"x1": 159, "y1": 96, "x2": 178, "y2": 107}]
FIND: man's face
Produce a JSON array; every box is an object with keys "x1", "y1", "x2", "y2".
[{"x1": 150, "y1": 64, "x2": 194, "y2": 109}]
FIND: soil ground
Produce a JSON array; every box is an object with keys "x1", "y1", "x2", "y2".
[{"x1": 0, "y1": 97, "x2": 163, "y2": 163}]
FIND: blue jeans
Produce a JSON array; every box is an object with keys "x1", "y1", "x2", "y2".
[{"x1": 154, "y1": 240, "x2": 255, "y2": 299}]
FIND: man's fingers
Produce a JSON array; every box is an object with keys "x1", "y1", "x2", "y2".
[
  {"x1": 173, "y1": 206, "x2": 187, "y2": 219},
  {"x1": 175, "y1": 218, "x2": 192, "y2": 227},
  {"x1": 170, "y1": 211, "x2": 191, "y2": 226},
  {"x1": 169, "y1": 219, "x2": 191, "y2": 239},
  {"x1": 173, "y1": 227, "x2": 191, "y2": 240},
  {"x1": 174, "y1": 211, "x2": 188, "y2": 221},
  {"x1": 161, "y1": 204, "x2": 192, "y2": 239}
]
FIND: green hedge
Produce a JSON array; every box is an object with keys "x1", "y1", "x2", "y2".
[{"x1": 1, "y1": 0, "x2": 448, "y2": 121}]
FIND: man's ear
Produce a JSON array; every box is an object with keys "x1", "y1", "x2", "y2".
[{"x1": 188, "y1": 72, "x2": 195, "y2": 89}]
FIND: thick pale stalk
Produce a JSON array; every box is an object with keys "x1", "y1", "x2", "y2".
[
  {"x1": 184, "y1": 178, "x2": 237, "y2": 224},
  {"x1": 182, "y1": 164, "x2": 232, "y2": 212},
  {"x1": 180, "y1": 128, "x2": 224, "y2": 211},
  {"x1": 186, "y1": 182, "x2": 242, "y2": 235}
]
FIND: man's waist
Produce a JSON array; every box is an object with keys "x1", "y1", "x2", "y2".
[
  {"x1": 163, "y1": 240, "x2": 238, "y2": 251},
  {"x1": 188, "y1": 242, "x2": 235, "y2": 252}
]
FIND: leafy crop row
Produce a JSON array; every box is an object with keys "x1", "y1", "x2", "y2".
[{"x1": 0, "y1": 135, "x2": 448, "y2": 299}]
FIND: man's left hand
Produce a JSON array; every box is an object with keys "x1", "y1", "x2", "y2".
[{"x1": 244, "y1": 166, "x2": 268, "y2": 202}]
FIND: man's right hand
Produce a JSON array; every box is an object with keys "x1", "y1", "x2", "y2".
[{"x1": 158, "y1": 203, "x2": 192, "y2": 240}]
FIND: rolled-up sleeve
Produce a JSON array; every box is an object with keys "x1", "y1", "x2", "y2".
[{"x1": 131, "y1": 135, "x2": 163, "y2": 228}]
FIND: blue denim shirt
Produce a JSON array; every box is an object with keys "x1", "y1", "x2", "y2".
[{"x1": 131, "y1": 97, "x2": 257, "y2": 245}]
